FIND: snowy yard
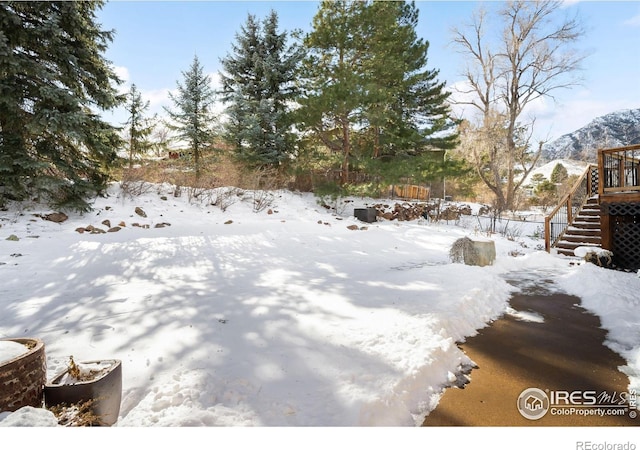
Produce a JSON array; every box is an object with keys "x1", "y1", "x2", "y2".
[{"x1": 1, "y1": 183, "x2": 639, "y2": 429}]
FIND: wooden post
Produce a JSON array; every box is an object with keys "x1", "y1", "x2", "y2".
[
  {"x1": 598, "y1": 148, "x2": 605, "y2": 197},
  {"x1": 619, "y1": 153, "x2": 625, "y2": 190},
  {"x1": 544, "y1": 217, "x2": 551, "y2": 252},
  {"x1": 600, "y1": 204, "x2": 612, "y2": 251}
]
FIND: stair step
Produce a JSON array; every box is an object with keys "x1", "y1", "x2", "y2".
[
  {"x1": 555, "y1": 241, "x2": 602, "y2": 256},
  {"x1": 565, "y1": 227, "x2": 601, "y2": 236},
  {"x1": 556, "y1": 248, "x2": 581, "y2": 257},
  {"x1": 550, "y1": 195, "x2": 604, "y2": 255},
  {"x1": 555, "y1": 247, "x2": 602, "y2": 257},
  {"x1": 555, "y1": 240, "x2": 602, "y2": 250},
  {"x1": 573, "y1": 212, "x2": 600, "y2": 222},
  {"x1": 571, "y1": 222, "x2": 601, "y2": 230},
  {"x1": 561, "y1": 234, "x2": 601, "y2": 244}
]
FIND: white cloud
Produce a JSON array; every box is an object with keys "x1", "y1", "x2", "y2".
[
  {"x1": 445, "y1": 79, "x2": 487, "y2": 124},
  {"x1": 535, "y1": 95, "x2": 638, "y2": 141},
  {"x1": 112, "y1": 65, "x2": 130, "y2": 84},
  {"x1": 144, "y1": 88, "x2": 174, "y2": 108},
  {"x1": 446, "y1": 79, "x2": 639, "y2": 144},
  {"x1": 133, "y1": 75, "x2": 225, "y2": 129},
  {"x1": 560, "y1": 0, "x2": 581, "y2": 8},
  {"x1": 207, "y1": 71, "x2": 222, "y2": 90},
  {"x1": 114, "y1": 71, "x2": 225, "y2": 126},
  {"x1": 207, "y1": 71, "x2": 226, "y2": 117},
  {"x1": 623, "y1": 13, "x2": 640, "y2": 27}
]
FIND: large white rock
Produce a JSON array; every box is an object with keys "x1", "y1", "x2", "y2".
[{"x1": 450, "y1": 237, "x2": 496, "y2": 267}]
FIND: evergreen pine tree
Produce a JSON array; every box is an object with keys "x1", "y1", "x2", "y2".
[
  {"x1": 165, "y1": 55, "x2": 216, "y2": 178},
  {"x1": 219, "y1": 11, "x2": 302, "y2": 167},
  {"x1": 297, "y1": 0, "x2": 369, "y2": 184},
  {"x1": 550, "y1": 163, "x2": 568, "y2": 185},
  {"x1": 0, "y1": 1, "x2": 123, "y2": 210},
  {"x1": 361, "y1": 1, "x2": 458, "y2": 159},
  {"x1": 123, "y1": 84, "x2": 155, "y2": 169},
  {"x1": 297, "y1": 0, "x2": 458, "y2": 186}
]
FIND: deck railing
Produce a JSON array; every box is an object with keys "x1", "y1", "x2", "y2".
[
  {"x1": 544, "y1": 164, "x2": 598, "y2": 252},
  {"x1": 598, "y1": 144, "x2": 640, "y2": 196}
]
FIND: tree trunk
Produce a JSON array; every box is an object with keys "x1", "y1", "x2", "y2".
[
  {"x1": 341, "y1": 115, "x2": 350, "y2": 185},
  {"x1": 195, "y1": 144, "x2": 201, "y2": 180},
  {"x1": 373, "y1": 125, "x2": 381, "y2": 159},
  {"x1": 128, "y1": 136, "x2": 134, "y2": 170}
]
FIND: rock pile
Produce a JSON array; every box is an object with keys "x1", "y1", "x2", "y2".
[
  {"x1": 371, "y1": 202, "x2": 473, "y2": 222},
  {"x1": 74, "y1": 207, "x2": 170, "y2": 234}
]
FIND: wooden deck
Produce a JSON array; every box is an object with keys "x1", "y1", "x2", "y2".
[
  {"x1": 546, "y1": 144, "x2": 640, "y2": 270},
  {"x1": 598, "y1": 143, "x2": 640, "y2": 203}
]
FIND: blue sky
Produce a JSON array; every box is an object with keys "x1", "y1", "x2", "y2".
[{"x1": 97, "y1": 1, "x2": 640, "y2": 143}]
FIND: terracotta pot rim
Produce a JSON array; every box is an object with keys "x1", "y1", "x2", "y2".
[{"x1": 0, "y1": 337, "x2": 45, "y2": 370}]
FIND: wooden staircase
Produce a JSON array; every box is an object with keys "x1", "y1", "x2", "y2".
[
  {"x1": 553, "y1": 196, "x2": 602, "y2": 256},
  {"x1": 546, "y1": 146, "x2": 640, "y2": 268}
]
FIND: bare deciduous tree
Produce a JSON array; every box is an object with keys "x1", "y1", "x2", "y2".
[
  {"x1": 452, "y1": 0, "x2": 586, "y2": 213},
  {"x1": 151, "y1": 124, "x2": 172, "y2": 158}
]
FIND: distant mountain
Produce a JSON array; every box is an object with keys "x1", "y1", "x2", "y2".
[{"x1": 541, "y1": 108, "x2": 640, "y2": 162}]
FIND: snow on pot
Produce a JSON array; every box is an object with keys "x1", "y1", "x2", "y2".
[
  {"x1": 0, "y1": 338, "x2": 46, "y2": 412},
  {"x1": 44, "y1": 358, "x2": 122, "y2": 426}
]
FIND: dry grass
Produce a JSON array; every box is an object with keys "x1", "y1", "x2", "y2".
[
  {"x1": 114, "y1": 151, "x2": 292, "y2": 215},
  {"x1": 49, "y1": 399, "x2": 104, "y2": 427},
  {"x1": 117, "y1": 151, "x2": 290, "y2": 191}
]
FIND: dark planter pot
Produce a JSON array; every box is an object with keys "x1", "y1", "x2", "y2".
[
  {"x1": 354, "y1": 207, "x2": 377, "y2": 223},
  {"x1": 44, "y1": 359, "x2": 122, "y2": 426},
  {"x1": 0, "y1": 338, "x2": 46, "y2": 412}
]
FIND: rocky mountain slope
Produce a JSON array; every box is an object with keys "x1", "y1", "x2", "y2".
[{"x1": 542, "y1": 108, "x2": 640, "y2": 162}]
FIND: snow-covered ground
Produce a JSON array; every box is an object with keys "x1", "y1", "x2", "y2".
[{"x1": 0, "y1": 183, "x2": 638, "y2": 436}]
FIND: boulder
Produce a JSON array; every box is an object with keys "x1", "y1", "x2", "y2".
[
  {"x1": 44, "y1": 212, "x2": 68, "y2": 223},
  {"x1": 450, "y1": 237, "x2": 496, "y2": 267},
  {"x1": 583, "y1": 249, "x2": 614, "y2": 269}
]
